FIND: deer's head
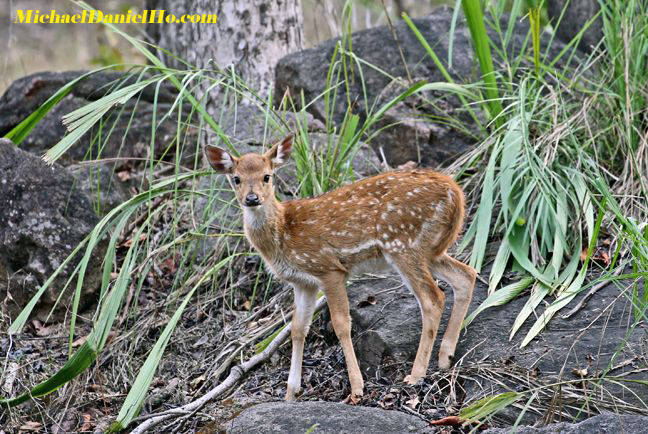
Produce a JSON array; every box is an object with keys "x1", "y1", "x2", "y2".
[{"x1": 205, "y1": 135, "x2": 293, "y2": 209}]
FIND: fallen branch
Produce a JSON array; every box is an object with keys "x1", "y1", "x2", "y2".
[
  {"x1": 130, "y1": 296, "x2": 327, "y2": 433},
  {"x1": 561, "y1": 267, "x2": 625, "y2": 319}
]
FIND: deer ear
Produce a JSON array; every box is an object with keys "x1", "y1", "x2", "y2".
[
  {"x1": 205, "y1": 146, "x2": 237, "y2": 173},
  {"x1": 265, "y1": 135, "x2": 293, "y2": 167}
]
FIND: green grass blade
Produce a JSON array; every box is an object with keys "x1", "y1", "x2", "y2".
[
  {"x1": 498, "y1": 116, "x2": 524, "y2": 220},
  {"x1": 459, "y1": 391, "x2": 521, "y2": 423},
  {"x1": 488, "y1": 239, "x2": 512, "y2": 293},
  {"x1": 509, "y1": 281, "x2": 550, "y2": 340},
  {"x1": 109, "y1": 255, "x2": 239, "y2": 432},
  {"x1": 469, "y1": 140, "x2": 500, "y2": 271},
  {"x1": 447, "y1": 0, "x2": 463, "y2": 68},
  {"x1": 0, "y1": 342, "x2": 97, "y2": 406},
  {"x1": 461, "y1": 0, "x2": 503, "y2": 124},
  {"x1": 3, "y1": 67, "x2": 118, "y2": 145},
  {"x1": 464, "y1": 277, "x2": 533, "y2": 328},
  {"x1": 529, "y1": 7, "x2": 541, "y2": 75},
  {"x1": 402, "y1": 13, "x2": 484, "y2": 131},
  {"x1": 520, "y1": 267, "x2": 587, "y2": 347}
]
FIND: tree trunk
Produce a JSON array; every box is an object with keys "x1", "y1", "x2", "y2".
[{"x1": 145, "y1": 0, "x2": 304, "y2": 103}]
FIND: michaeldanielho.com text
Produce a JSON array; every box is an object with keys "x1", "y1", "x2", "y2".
[{"x1": 14, "y1": 9, "x2": 217, "y2": 24}]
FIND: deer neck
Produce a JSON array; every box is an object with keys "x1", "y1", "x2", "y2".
[{"x1": 243, "y1": 196, "x2": 285, "y2": 260}]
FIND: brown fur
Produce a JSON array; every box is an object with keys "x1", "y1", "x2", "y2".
[{"x1": 206, "y1": 136, "x2": 477, "y2": 402}]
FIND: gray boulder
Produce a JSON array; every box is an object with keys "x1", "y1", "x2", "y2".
[
  {"x1": 0, "y1": 138, "x2": 104, "y2": 322},
  {"x1": 370, "y1": 78, "x2": 478, "y2": 167},
  {"x1": 548, "y1": 0, "x2": 604, "y2": 53},
  {"x1": 343, "y1": 270, "x2": 647, "y2": 424},
  {"x1": 346, "y1": 275, "x2": 423, "y2": 375},
  {"x1": 214, "y1": 105, "x2": 325, "y2": 150},
  {"x1": 0, "y1": 70, "x2": 191, "y2": 165},
  {"x1": 68, "y1": 162, "x2": 130, "y2": 216},
  {"x1": 275, "y1": 6, "x2": 573, "y2": 167},
  {"x1": 226, "y1": 401, "x2": 432, "y2": 433},
  {"x1": 483, "y1": 413, "x2": 648, "y2": 434},
  {"x1": 0, "y1": 71, "x2": 176, "y2": 133}
]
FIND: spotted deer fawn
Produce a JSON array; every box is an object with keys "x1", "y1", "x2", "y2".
[{"x1": 206, "y1": 136, "x2": 476, "y2": 402}]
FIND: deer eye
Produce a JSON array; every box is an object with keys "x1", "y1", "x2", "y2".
[
  {"x1": 232, "y1": 176, "x2": 241, "y2": 185},
  {"x1": 263, "y1": 174, "x2": 271, "y2": 183}
]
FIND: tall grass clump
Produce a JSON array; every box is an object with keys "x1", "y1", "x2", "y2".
[
  {"x1": 405, "y1": 0, "x2": 646, "y2": 345},
  {"x1": 400, "y1": 0, "x2": 647, "y2": 425},
  {"x1": 597, "y1": 0, "x2": 648, "y2": 220},
  {"x1": 404, "y1": 0, "x2": 598, "y2": 345}
]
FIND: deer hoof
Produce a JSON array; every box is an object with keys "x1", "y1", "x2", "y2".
[
  {"x1": 404, "y1": 374, "x2": 423, "y2": 385},
  {"x1": 438, "y1": 353, "x2": 454, "y2": 370},
  {"x1": 285, "y1": 387, "x2": 300, "y2": 401},
  {"x1": 344, "y1": 391, "x2": 363, "y2": 405}
]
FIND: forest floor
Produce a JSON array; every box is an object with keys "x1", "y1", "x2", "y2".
[{"x1": 1, "y1": 262, "x2": 495, "y2": 433}]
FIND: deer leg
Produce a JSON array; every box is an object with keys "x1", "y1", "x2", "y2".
[
  {"x1": 286, "y1": 285, "x2": 318, "y2": 401},
  {"x1": 390, "y1": 254, "x2": 445, "y2": 384},
  {"x1": 321, "y1": 272, "x2": 364, "y2": 400},
  {"x1": 429, "y1": 253, "x2": 476, "y2": 369}
]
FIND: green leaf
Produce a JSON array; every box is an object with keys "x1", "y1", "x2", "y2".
[
  {"x1": 255, "y1": 326, "x2": 285, "y2": 354},
  {"x1": 509, "y1": 282, "x2": 550, "y2": 340},
  {"x1": 469, "y1": 140, "x2": 500, "y2": 271},
  {"x1": 488, "y1": 239, "x2": 511, "y2": 293},
  {"x1": 499, "y1": 116, "x2": 524, "y2": 221},
  {"x1": 0, "y1": 342, "x2": 96, "y2": 406},
  {"x1": 464, "y1": 277, "x2": 533, "y2": 328},
  {"x1": 459, "y1": 392, "x2": 521, "y2": 422},
  {"x1": 520, "y1": 266, "x2": 587, "y2": 347}
]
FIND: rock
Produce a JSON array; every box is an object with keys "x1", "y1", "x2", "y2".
[
  {"x1": 547, "y1": 0, "x2": 603, "y2": 53},
  {"x1": 67, "y1": 162, "x2": 130, "y2": 216},
  {"x1": 275, "y1": 6, "x2": 573, "y2": 167},
  {"x1": 0, "y1": 71, "x2": 177, "y2": 135},
  {"x1": 370, "y1": 78, "x2": 478, "y2": 167},
  {"x1": 0, "y1": 70, "x2": 191, "y2": 165},
  {"x1": 0, "y1": 138, "x2": 104, "y2": 322},
  {"x1": 483, "y1": 413, "x2": 648, "y2": 434},
  {"x1": 347, "y1": 275, "x2": 422, "y2": 375},
  {"x1": 226, "y1": 401, "x2": 433, "y2": 433},
  {"x1": 344, "y1": 270, "x2": 647, "y2": 424},
  {"x1": 215, "y1": 105, "x2": 325, "y2": 149}
]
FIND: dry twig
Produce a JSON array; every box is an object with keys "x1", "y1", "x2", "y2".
[{"x1": 130, "y1": 296, "x2": 327, "y2": 433}]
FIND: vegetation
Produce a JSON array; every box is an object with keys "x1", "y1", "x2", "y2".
[{"x1": 1, "y1": 0, "x2": 646, "y2": 431}]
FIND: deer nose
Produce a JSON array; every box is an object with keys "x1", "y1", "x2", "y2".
[{"x1": 244, "y1": 193, "x2": 260, "y2": 207}]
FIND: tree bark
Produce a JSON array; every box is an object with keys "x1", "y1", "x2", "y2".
[{"x1": 145, "y1": 0, "x2": 304, "y2": 100}]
